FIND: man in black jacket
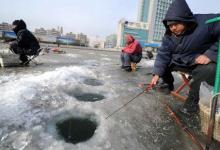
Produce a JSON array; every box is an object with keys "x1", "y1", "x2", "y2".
[
  {"x1": 150, "y1": 0, "x2": 220, "y2": 115},
  {"x1": 9, "y1": 19, "x2": 40, "y2": 64}
]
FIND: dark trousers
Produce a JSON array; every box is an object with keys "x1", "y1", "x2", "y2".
[
  {"x1": 9, "y1": 41, "x2": 37, "y2": 63},
  {"x1": 162, "y1": 63, "x2": 216, "y2": 106},
  {"x1": 121, "y1": 52, "x2": 142, "y2": 67}
]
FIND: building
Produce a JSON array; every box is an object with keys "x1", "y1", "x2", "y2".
[
  {"x1": 138, "y1": 0, "x2": 150, "y2": 22},
  {"x1": 117, "y1": 19, "x2": 149, "y2": 48},
  {"x1": 56, "y1": 32, "x2": 76, "y2": 45},
  {"x1": 0, "y1": 22, "x2": 13, "y2": 38},
  {"x1": 34, "y1": 28, "x2": 47, "y2": 35},
  {"x1": 147, "y1": 0, "x2": 174, "y2": 43},
  {"x1": 76, "y1": 33, "x2": 88, "y2": 46},
  {"x1": 117, "y1": 0, "x2": 173, "y2": 46},
  {"x1": 65, "y1": 32, "x2": 76, "y2": 39},
  {"x1": 105, "y1": 34, "x2": 117, "y2": 48},
  {"x1": 34, "y1": 28, "x2": 61, "y2": 43},
  {"x1": 0, "y1": 22, "x2": 13, "y2": 31},
  {"x1": 35, "y1": 28, "x2": 61, "y2": 37},
  {"x1": 137, "y1": 0, "x2": 174, "y2": 43},
  {"x1": 56, "y1": 36, "x2": 76, "y2": 45},
  {"x1": 46, "y1": 28, "x2": 61, "y2": 37}
]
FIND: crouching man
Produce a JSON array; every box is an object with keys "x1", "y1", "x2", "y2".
[
  {"x1": 121, "y1": 35, "x2": 142, "y2": 72},
  {"x1": 9, "y1": 19, "x2": 40, "y2": 65}
]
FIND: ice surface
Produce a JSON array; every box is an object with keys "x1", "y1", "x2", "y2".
[
  {"x1": 1, "y1": 49, "x2": 214, "y2": 150},
  {"x1": 0, "y1": 64, "x2": 119, "y2": 150},
  {"x1": 63, "y1": 54, "x2": 81, "y2": 58}
]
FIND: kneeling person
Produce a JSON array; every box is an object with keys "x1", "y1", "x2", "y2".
[{"x1": 121, "y1": 35, "x2": 142, "y2": 72}]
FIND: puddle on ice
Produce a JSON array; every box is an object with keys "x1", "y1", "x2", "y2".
[
  {"x1": 83, "y1": 78, "x2": 104, "y2": 86},
  {"x1": 56, "y1": 117, "x2": 97, "y2": 144},
  {"x1": 73, "y1": 93, "x2": 105, "y2": 102}
]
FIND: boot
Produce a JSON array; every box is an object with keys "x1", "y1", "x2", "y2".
[
  {"x1": 19, "y1": 55, "x2": 29, "y2": 66},
  {"x1": 121, "y1": 65, "x2": 126, "y2": 69},
  {"x1": 124, "y1": 66, "x2": 132, "y2": 72},
  {"x1": 156, "y1": 82, "x2": 174, "y2": 94},
  {"x1": 131, "y1": 63, "x2": 137, "y2": 71},
  {"x1": 179, "y1": 103, "x2": 199, "y2": 115},
  {"x1": 179, "y1": 95, "x2": 199, "y2": 115}
]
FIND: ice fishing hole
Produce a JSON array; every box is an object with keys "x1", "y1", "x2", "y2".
[
  {"x1": 73, "y1": 93, "x2": 105, "y2": 102},
  {"x1": 83, "y1": 78, "x2": 104, "y2": 86},
  {"x1": 56, "y1": 117, "x2": 97, "y2": 144}
]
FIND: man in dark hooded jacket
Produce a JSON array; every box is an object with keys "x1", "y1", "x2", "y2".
[
  {"x1": 150, "y1": 0, "x2": 220, "y2": 115},
  {"x1": 9, "y1": 19, "x2": 40, "y2": 64}
]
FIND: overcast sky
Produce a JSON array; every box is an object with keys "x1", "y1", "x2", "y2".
[{"x1": 0, "y1": 0, "x2": 219, "y2": 38}]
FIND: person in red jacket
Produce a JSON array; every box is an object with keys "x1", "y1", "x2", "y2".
[{"x1": 121, "y1": 35, "x2": 142, "y2": 72}]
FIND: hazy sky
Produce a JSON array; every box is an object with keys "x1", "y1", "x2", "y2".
[{"x1": 0, "y1": 0, "x2": 219, "y2": 38}]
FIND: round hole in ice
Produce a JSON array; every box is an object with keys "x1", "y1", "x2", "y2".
[
  {"x1": 56, "y1": 117, "x2": 97, "y2": 144},
  {"x1": 73, "y1": 93, "x2": 105, "y2": 102},
  {"x1": 83, "y1": 78, "x2": 104, "y2": 86}
]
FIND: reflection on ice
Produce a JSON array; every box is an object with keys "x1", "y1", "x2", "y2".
[{"x1": 83, "y1": 78, "x2": 104, "y2": 86}]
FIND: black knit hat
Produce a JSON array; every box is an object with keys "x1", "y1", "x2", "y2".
[
  {"x1": 12, "y1": 20, "x2": 20, "y2": 26},
  {"x1": 12, "y1": 19, "x2": 26, "y2": 34}
]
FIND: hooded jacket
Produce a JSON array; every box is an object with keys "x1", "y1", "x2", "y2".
[
  {"x1": 122, "y1": 35, "x2": 142, "y2": 54},
  {"x1": 153, "y1": 0, "x2": 220, "y2": 77},
  {"x1": 13, "y1": 20, "x2": 40, "y2": 53}
]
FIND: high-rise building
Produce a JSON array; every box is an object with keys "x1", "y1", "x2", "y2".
[
  {"x1": 138, "y1": 0, "x2": 174, "y2": 43},
  {"x1": 117, "y1": 0, "x2": 173, "y2": 48},
  {"x1": 76, "y1": 33, "x2": 88, "y2": 46},
  {"x1": 138, "y1": 0, "x2": 150, "y2": 22},
  {"x1": 148, "y1": 0, "x2": 174, "y2": 43}
]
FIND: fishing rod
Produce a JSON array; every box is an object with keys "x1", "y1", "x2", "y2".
[
  {"x1": 105, "y1": 82, "x2": 205, "y2": 149},
  {"x1": 105, "y1": 84, "x2": 153, "y2": 119},
  {"x1": 148, "y1": 88, "x2": 205, "y2": 150}
]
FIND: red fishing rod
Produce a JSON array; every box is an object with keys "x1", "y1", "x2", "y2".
[
  {"x1": 105, "y1": 84, "x2": 154, "y2": 119},
  {"x1": 105, "y1": 83, "x2": 204, "y2": 150},
  {"x1": 139, "y1": 83, "x2": 205, "y2": 150}
]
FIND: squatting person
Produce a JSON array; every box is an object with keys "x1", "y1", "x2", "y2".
[
  {"x1": 9, "y1": 19, "x2": 40, "y2": 65},
  {"x1": 121, "y1": 35, "x2": 142, "y2": 72}
]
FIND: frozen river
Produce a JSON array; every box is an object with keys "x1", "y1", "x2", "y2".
[{"x1": 0, "y1": 47, "x2": 219, "y2": 150}]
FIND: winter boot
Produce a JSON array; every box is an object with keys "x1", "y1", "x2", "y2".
[
  {"x1": 179, "y1": 103, "x2": 199, "y2": 115},
  {"x1": 124, "y1": 66, "x2": 132, "y2": 72},
  {"x1": 179, "y1": 95, "x2": 199, "y2": 115},
  {"x1": 156, "y1": 82, "x2": 174, "y2": 95},
  {"x1": 131, "y1": 63, "x2": 137, "y2": 72}
]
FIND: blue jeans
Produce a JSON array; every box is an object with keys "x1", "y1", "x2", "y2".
[
  {"x1": 121, "y1": 52, "x2": 142, "y2": 67},
  {"x1": 9, "y1": 41, "x2": 37, "y2": 63}
]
